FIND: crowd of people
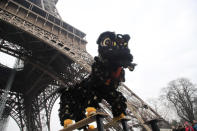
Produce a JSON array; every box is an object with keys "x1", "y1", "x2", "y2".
[{"x1": 172, "y1": 120, "x2": 197, "y2": 131}]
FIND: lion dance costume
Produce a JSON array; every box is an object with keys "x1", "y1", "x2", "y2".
[{"x1": 59, "y1": 31, "x2": 136, "y2": 129}]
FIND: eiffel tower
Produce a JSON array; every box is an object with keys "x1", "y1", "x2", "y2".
[{"x1": 0, "y1": 0, "x2": 165, "y2": 130}]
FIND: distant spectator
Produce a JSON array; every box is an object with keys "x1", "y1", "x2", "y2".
[
  {"x1": 193, "y1": 120, "x2": 197, "y2": 131},
  {"x1": 184, "y1": 122, "x2": 194, "y2": 131},
  {"x1": 177, "y1": 124, "x2": 185, "y2": 131},
  {"x1": 172, "y1": 126, "x2": 177, "y2": 131}
]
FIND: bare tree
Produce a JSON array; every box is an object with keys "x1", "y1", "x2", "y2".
[
  {"x1": 147, "y1": 97, "x2": 177, "y2": 122},
  {"x1": 162, "y1": 78, "x2": 197, "y2": 122}
]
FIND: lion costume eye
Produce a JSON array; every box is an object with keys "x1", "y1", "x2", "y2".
[
  {"x1": 101, "y1": 37, "x2": 112, "y2": 47},
  {"x1": 124, "y1": 42, "x2": 128, "y2": 46}
]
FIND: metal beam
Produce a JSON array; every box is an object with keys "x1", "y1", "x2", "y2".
[
  {"x1": 25, "y1": 52, "x2": 60, "y2": 95},
  {"x1": 127, "y1": 103, "x2": 152, "y2": 131},
  {"x1": 0, "y1": 45, "x2": 67, "y2": 88}
]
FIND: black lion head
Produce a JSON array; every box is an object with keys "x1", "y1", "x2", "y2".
[
  {"x1": 96, "y1": 31, "x2": 136, "y2": 70},
  {"x1": 97, "y1": 31, "x2": 130, "y2": 49}
]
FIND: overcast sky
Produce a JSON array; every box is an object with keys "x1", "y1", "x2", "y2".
[
  {"x1": 56, "y1": 0, "x2": 197, "y2": 99},
  {"x1": 4, "y1": 0, "x2": 197, "y2": 130}
]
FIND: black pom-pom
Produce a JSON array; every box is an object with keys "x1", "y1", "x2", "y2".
[
  {"x1": 96, "y1": 31, "x2": 115, "y2": 45},
  {"x1": 123, "y1": 34, "x2": 130, "y2": 43}
]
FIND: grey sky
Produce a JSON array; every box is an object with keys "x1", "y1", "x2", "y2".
[
  {"x1": 56, "y1": 0, "x2": 197, "y2": 99},
  {"x1": 4, "y1": 0, "x2": 197, "y2": 130}
]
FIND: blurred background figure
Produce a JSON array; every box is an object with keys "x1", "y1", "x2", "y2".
[
  {"x1": 193, "y1": 120, "x2": 197, "y2": 131},
  {"x1": 184, "y1": 122, "x2": 194, "y2": 131},
  {"x1": 177, "y1": 124, "x2": 185, "y2": 131}
]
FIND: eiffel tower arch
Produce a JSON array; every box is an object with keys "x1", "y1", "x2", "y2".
[{"x1": 0, "y1": 0, "x2": 166, "y2": 130}]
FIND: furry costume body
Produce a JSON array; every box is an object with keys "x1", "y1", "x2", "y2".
[{"x1": 59, "y1": 31, "x2": 136, "y2": 127}]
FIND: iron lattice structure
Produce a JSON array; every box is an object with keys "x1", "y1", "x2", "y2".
[{"x1": 0, "y1": 0, "x2": 164, "y2": 130}]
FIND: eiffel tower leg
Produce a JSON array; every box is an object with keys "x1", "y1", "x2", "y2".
[
  {"x1": 96, "y1": 115, "x2": 104, "y2": 131},
  {"x1": 148, "y1": 120, "x2": 160, "y2": 131},
  {"x1": 43, "y1": 92, "x2": 51, "y2": 131},
  {"x1": 0, "y1": 67, "x2": 16, "y2": 118},
  {"x1": 16, "y1": 94, "x2": 25, "y2": 131},
  {"x1": 121, "y1": 119, "x2": 129, "y2": 131},
  {"x1": 24, "y1": 104, "x2": 33, "y2": 131},
  {"x1": 24, "y1": 97, "x2": 42, "y2": 131}
]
